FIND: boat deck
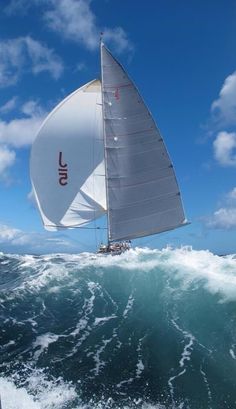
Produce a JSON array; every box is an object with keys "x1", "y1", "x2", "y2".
[{"x1": 98, "y1": 242, "x2": 131, "y2": 255}]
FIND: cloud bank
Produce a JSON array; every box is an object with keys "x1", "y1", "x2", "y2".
[
  {"x1": 211, "y1": 71, "x2": 236, "y2": 127},
  {"x1": 0, "y1": 97, "x2": 18, "y2": 114},
  {"x1": 208, "y1": 70, "x2": 236, "y2": 170},
  {"x1": 0, "y1": 146, "x2": 16, "y2": 177},
  {"x1": 0, "y1": 224, "x2": 82, "y2": 254},
  {"x1": 0, "y1": 99, "x2": 46, "y2": 177},
  {"x1": 204, "y1": 187, "x2": 236, "y2": 230},
  {"x1": 5, "y1": 0, "x2": 133, "y2": 54},
  {"x1": 0, "y1": 36, "x2": 64, "y2": 88},
  {"x1": 213, "y1": 131, "x2": 236, "y2": 167}
]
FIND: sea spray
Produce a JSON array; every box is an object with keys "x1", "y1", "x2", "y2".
[{"x1": 0, "y1": 247, "x2": 236, "y2": 408}]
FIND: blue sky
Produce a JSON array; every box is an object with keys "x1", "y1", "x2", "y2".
[{"x1": 0, "y1": 0, "x2": 236, "y2": 254}]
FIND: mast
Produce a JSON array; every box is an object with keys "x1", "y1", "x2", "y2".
[{"x1": 100, "y1": 39, "x2": 111, "y2": 245}]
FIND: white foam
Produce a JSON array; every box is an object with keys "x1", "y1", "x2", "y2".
[
  {"x1": 64, "y1": 247, "x2": 236, "y2": 303},
  {"x1": 171, "y1": 320, "x2": 195, "y2": 368},
  {"x1": 4, "y1": 247, "x2": 236, "y2": 303},
  {"x1": 94, "y1": 315, "x2": 117, "y2": 325},
  {"x1": 71, "y1": 318, "x2": 88, "y2": 336},
  {"x1": 92, "y1": 337, "x2": 113, "y2": 376},
  {"x1": 33, "y1": 333, "x2": 59, "y2": 360},
  {"x1": 168, "y1": 320, "x2": 195, "y2": 403},
  {"x1": 0, "y1": 373, "x2": 77, "y2": 409},
  {"x1": 168, "y1": 368, "x2": 186, "y2": 403},
  {"x1": 136, "y1": 359, "x2": 144, "y2": 377},
  {"x1": 71, "y1": 282, "x2": 98, "y2": 336},
  {"x1": 65, "y1": 282, "x2": 102, "y2": 359},
  {"x1": 136, "y1": 336, "x2": 146, "y2": 378},
  {"x1": 116, "y1": 377, "x2": 134, "y2": 388},
  {"x1": 123, "y1": 294, "x2": 134, "y2": 318},
  {"x1": 162, "y1": 247, "x2": 236, "y2": 303},
  {"x1": 229, "y1": 348, "x2": 236, "y2": 359},
  {"x1": 1, "y1": 260, "x2": 10, "y2": 265},
  {"x1": 25, "y1": 318, "x2": 38, "y2": 328},
  {"x1": 200, "y1": 367, "x2": 213, "y2": 407},
  {"x1": 2, "y1": 340, "x2": 15, "y2": 349},
  {"x1": 0, "y1": 378, "x2": 40, "y2": 409}
]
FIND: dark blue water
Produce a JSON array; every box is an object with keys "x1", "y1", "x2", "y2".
[{"x1": 0, "y1": 247, "x2": 236, "y2": 408}]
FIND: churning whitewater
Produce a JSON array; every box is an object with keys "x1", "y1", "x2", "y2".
[{"x1": 0, "y1": 247, "x2": 236, "y2": 409}]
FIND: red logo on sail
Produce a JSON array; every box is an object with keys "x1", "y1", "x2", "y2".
[{"x1": 58, "y1": 152, "x2": 68, "y2": 186}]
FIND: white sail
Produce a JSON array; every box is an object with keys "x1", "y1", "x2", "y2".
[
  {"x1": 30, "y1": 79, "x2": 106, "y2": 231},
  {"x1": 81, "y1": 160, "x2": 106, "y2": 210},
  {"x1": 101, "y1": 43, "x2": 186, "y2": 241}
]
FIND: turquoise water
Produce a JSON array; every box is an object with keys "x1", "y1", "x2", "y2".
[{"x1": 0, "y1": 247, "x2": 236, "y2": 408}]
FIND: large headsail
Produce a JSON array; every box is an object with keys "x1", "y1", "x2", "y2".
[
  {"x1": 101, "y1": 43, "x2": 186, "y2": 242},
  {"x1": 30, "y1": 80, "x2": 106, "y2": 231}
]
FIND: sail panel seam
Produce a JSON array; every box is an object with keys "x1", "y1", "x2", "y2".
[
  {"x1": 108, "y1": 175, "x2": 175, "y2": 188},
  {"x1": 109, "y1": 191, "x2": 180, "y2": 210}
]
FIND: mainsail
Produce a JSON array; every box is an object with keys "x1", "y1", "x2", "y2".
[
  {"x1": 31, "y1": 43, "x2": 186, "y2": 244},
  {"x1": 30, "y1": 80, "x2": 106, "y2": 231},
  {"x1": 101, "y1": 43, "x2": 186, "y2": 241}
]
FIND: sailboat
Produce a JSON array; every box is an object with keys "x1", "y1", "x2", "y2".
[{"x1": 30, "y1": 42, "x2": 187, "y2": 255}]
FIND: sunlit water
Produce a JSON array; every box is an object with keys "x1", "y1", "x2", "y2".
[{"x1": 0, "y1": 247, "x2": 236, "y2": 408}]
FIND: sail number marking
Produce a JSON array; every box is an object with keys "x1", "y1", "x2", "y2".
[{"x1": 58, "y1": 151, "x2": 68, "y2": 186}]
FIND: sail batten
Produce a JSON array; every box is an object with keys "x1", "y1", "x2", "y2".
[{"x1": 101, "y1": 43, "x2": 186, "y2": 242}]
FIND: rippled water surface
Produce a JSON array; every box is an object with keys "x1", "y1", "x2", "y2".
[{"x1": 1, "y1": 247, "x2": 236, "y2": 408}]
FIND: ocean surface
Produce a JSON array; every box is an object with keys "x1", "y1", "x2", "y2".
[{"x1": 0, "y1": 247, "x2": 236, "y2": 409}]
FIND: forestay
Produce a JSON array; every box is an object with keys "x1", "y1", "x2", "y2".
[
  {"x1": 101, "y1": 43, "x2": 186, "y2": 241},
  {"x1": 30, "y1": 80, "x2": 106, "y2": 231}
]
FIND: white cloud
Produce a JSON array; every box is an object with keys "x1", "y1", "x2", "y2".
[
  {"x1": 213, "y1": 131, "x2": 236, "y2": 167},
  {"x1": 0, "y1": 223, "x2": 82, "y2": 254},
  {"x1": 45, "y1": 0, "x2": 98, "y2": 50},
  {"x1": 211, "y1": 71, "x2": 236, "y2": 126},
  {"x1": 0, "y1": 100, "x2": 46, "y2": 182},
  {"x1": 4, "y1": 1, "x2": 132, "y2": 54},
  {"x1": 4, "y1": 0, "x2": 35, "y2": 15},
  {"x1": 24, "y1": 36, "x2": 63, "y2": 79},
  {"x1": 0, "y1": 36, "x2": 63, "y2": 87},
  {"x1": 0, "y1": 38, "x2": 24, "y2": 87},
  {"x1": 204, "y1": 187, "x2": 236, "y2": 230},
  {"x1": 43, "y1": 0, "x2": 132, "y2": 53},
  {"x1": 75, "y1": 62, "x2": 86, "y2": 72},
  {"x1": 206, "y1": 208, "x2": 236, "y2": 230},
  {"x1": 103, "y1": 27, "x2": 133, "y2": 54},
  {"x1": 0, "y1": 146, "x2": 16, "y2": 176},
  {"x1": 0, "y1": 97, "x2": 18, "y2": 114},
  {"x1": 0, "y1": 224, "x2": 21, "y2": 240},
  {"x1": 21, "y1": 100, "x2": 44, "y2": 117},
  {"x1": 0, "y1": 114, "x2": 45, "y2": 148},
  {"x1": 227, "y1": 187, "x2": 236, "y2": 201}
]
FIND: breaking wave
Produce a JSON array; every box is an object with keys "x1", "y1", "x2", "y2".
[{"x1": 0, "y1": 247, "x2": 236, "y2": 408}]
